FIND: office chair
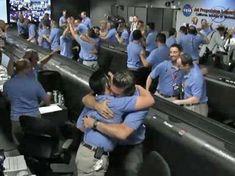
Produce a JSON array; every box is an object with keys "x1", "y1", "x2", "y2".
[
  {"x1": 38, "y1": 70, "x2": 63, "y2": 92},
  {"x1": 138, "y1": 151, "x2": 171, "y2": 176},
  {"x1": 18, "y1": 116, "x2": 73, "y2": 176}
]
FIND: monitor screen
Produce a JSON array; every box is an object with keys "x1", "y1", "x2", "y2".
[
  {"x1": 0, "y1": 0, "x2": 8, "y2": 22},
  {"x1": 9, "y1": 0, "x2": 51, "y2": 23},
  {"x1": 1, "y1": 53, "x2": 10, "y2": 68}
]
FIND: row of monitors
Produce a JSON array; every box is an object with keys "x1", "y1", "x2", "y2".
[{"x1": 0, "y1": 0, "x2": 51, "y2": 23}]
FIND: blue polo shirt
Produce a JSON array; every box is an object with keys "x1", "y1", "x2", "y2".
[
  {"x1": 59, "y1": 16, "x2": 67, "y2": 27},
  {"x1": 50, "y1": 27, "x2": 62, "y2": 51},
  {"x1": 77, "y1": 95, "x2": 138, "y2": 152},
  {"x1": 82, "y1": 17, "x2": 92, "y2": 28},
  {"x1": 119, "y1": 89, "x2": 148, "y2": 145},
  {"x1": 121, "y1": 29, "x2": 129, "y2": 46},
  {"x1": 60, "y1": 34, "x2": 73, "y2": 59},
  {"x1": 106, "y1": 28, "x2": 118, "y2": 44},
  {"x1": 166, "y1": 36, "x2": 177, "y2": 48},
  {"x1": 17, "y1": 20, "x2": 27, "y2": 35},
  {"x1": 183, "y1": 64, "x2": 208, "y2": 103},
  {"x1": 146, "y1": 31, "x2": 157, "y2": 52},
  {"x1": 127, "y1": 40, "x2": 144, "y2": 70},
  {"x1": 150, "y1": 60, "x2": 184, "y2": 96},
  {"x1": 146, "y1": 44, "x2": 170, "y2": 70},
  {"x1": 40, "y1": 27, "x2": 50, "y2": 49},
  {"x1": 177, "y1": 34, "x2": 206, "y2": 60},
  {"x1": 3, "y1": 74, "x2": 47, "y2": 121},
  {"x1": 28, "y1": 24, "x2": 37, "y2": 40},
  {"x1": 76, "y1": 23, "x2": 88, "y2": 34},
  {"x1": 75, "y1": 35, "x2": 97, "y2": 61}
]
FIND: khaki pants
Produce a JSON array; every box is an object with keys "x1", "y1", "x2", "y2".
[
  {"x1": 75, "y1": 143, "x2": 109, "y2": 176},
  {"x1": 185, "y1": 103, "x2": 208, "y2": 117}
]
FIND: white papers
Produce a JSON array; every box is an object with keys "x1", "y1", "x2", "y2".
[
  {"x1": 3, "y1": 155, "x2": 27, "y2": 174},
  {"x1": 39, "y1": 104, "x2": 62, "y2": 114}
]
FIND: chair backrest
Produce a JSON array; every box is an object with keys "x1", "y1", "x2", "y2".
[
  {"x1": 139, "y1": 151, "x2": 171, "y2": 176},
  {"x1": 19, "y1": 116, "x2": 59, "y2": 159},
  {"x1": 38, "y1": 70, "x2": 63, "y2": 92}
]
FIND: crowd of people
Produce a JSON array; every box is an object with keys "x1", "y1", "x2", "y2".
[{"x1": 1, "y1": 9, "x2": 235, "y2": 176}]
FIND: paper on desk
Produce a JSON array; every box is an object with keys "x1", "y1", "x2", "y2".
[
  {"x1": 3, "y1": 155, "x2": 27, "y2": 173},
  {"x1": 39, "y1": 104, "x2": 62, "y2": 114}
]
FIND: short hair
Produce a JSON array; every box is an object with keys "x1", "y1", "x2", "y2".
[
  {"x1": 76, "y1": 16, "x2": 82, "y2": 22},
  {"x1": 156, "y1": 33, "x2": 166, "y2": 43},
  {"x1": 179, "y1": 26, "x2": 187, "y2": 34},
  {"x1": 89, "y1": 69, "x2": 109, "y2": 95},
  {"x1": 180, "y1": 53, "x2": 193, "y2": 66},
  {"x1": 23, "y1": 49, "x2": 39, "y2": 62},
  {"x1": 132, "y1": 30, "x2": 142, "y2": 40},
  {"x1": 14, "y1": 59, "x2": 31, "y2": 73},
  {"x1": 168, "y1": 28, "x2": 176, "y2": 36},
  {"x1": 217, "y1": 26, "x2": 225, "y2": 32},
  {"x1": 112, "y1": 70, "x2": 135, "y2": 96},
  {"x1": 87, "y1": 28, "x2": 97, "y2": 38},
  {"x1": 147, "y1": 22, "x2": 155, "y2": 30},
  {"x1": 188, "y1": 25, "x2": 197, "y2": 35},
  {"x1": 170, "y1": 43, "x2": 183, "y2": 52}
]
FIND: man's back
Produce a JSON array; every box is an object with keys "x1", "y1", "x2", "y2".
[
  {"x1": 3, "y1": 74, "x2": 46, "y2": 119},
  {"x1": 77, "y1": 94, "x2": 138, "y2": 152}
]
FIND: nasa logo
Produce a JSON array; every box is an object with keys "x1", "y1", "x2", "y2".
[{"x1": 183, "y1": 4, "x2": 192, "y2": 17}]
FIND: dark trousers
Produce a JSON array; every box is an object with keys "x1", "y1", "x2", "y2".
[{"x1": 106, "y1": 143, "x2": 143, "y2": 176}]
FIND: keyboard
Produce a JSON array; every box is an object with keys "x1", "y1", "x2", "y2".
[{"x1": 3, "y1": 155, "x2": 27, "y2": 173}]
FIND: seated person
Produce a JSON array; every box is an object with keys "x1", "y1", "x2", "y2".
[
  {"x1": 76, "y1": 70, "x2": 154, "y2": 176},
  {"x1": 3, "y1": 59, "x2": 50, "y2": 144}
]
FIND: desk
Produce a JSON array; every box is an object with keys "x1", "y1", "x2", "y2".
[{"x1": 39, "y1": 104, "x2": 68, "y2": 127}]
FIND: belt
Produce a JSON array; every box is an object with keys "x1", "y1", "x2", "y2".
[
  {"x1": 83, "y1": 59, "x2": 97, "y2": 62},
  {"x1": 157, "y1": 90, "x2": 174, "y2": 98},
  {"x1": 82, "y1": 142, "x2": 109, "y2": 155},
  {"x1": 184, "y1": 103, "x2": 207, "y2": 106}
]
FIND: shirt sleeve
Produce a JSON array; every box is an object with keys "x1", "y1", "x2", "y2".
[
  {"x1": 76, "y1": 107, "x2": 90, "y2": 129},
  {"x1": 109, "y1": 96, "x2": 138, "y2": 112},
  {"x1": 36, "y1": 81, "x2": 47, "y2": 100},
  {"x1": 191, "y1": 76, "x2": 203, "y2": 98},
  {"x1": 106, "y1": 29, "x2": 115, "y2": 39},
  {"x1": 123, "y1": 110, "x2": 148, "y2": 130},
  {"x1": 150, "y1": 62, "x2": 163, "y2": 79},
  {"x1": 146, "y1": 50, "x2": 158, "y2": 65}
]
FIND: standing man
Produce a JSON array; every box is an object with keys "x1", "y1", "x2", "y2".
[
  {"x1": 81, "y1": 11, "x2": 92, "y2": 29},
  {"x1": 140, "y1": 33, "x2": 170, "y2": 70},
  {"x1": 83, "y1": 70, "x2": 153, "y2": 176},
  {"x1": 177, "y1": 25, "x2": 208, "y2": 63},
  {"x1": 127, "y1": 30, "x2": 144, "y2": 70},
  {"x1": 146, "y1": 44, "x2": 184, "y2": 101},
  {"x1": 76, "y1": 70, "x2": 154, "y2": 176},
  {"x1": 173, "y1": 53, "x2": 208, "y2": 117},
  {"x1": 59, "y1": 10, "x2": 67, "y2": 28},
  {"x1": 145, "y1": 22, "x2": 157, "y2": 53}
]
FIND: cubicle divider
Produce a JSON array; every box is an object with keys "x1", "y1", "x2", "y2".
[{"x1": 4, "y1": 34, "x2": 235, "y2": 176}]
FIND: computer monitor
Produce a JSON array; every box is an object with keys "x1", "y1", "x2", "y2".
[
  {"x1": 0, "y1": 0, "x2": 8, "y2": 22},
  {"x1": 1, "y1": 53, "x2": 10, "y2": 68},
  {"x1": 9, "y1": 0, "x2": 51, "y2": 23}
]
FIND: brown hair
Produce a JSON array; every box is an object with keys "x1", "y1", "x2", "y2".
[{"x1": 14, "y1": 59, "x2": 31, "y2": 73}]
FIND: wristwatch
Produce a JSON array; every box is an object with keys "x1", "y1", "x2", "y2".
[{"x1": 93, "y1": 119, "x2": 99, "y2": 130}]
